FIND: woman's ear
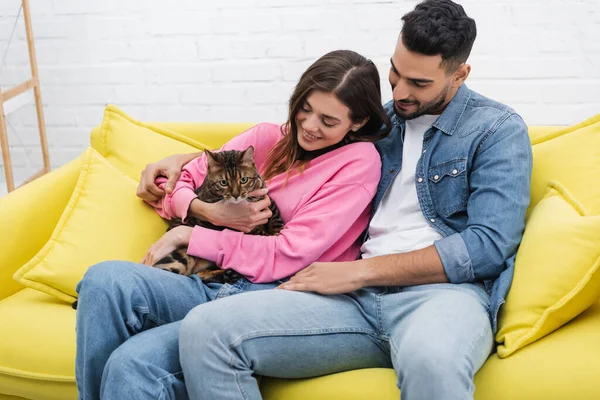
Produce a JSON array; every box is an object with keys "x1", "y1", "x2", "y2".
[{"x1": 352, "y1": 116, "x2": 370, "y2": 132}]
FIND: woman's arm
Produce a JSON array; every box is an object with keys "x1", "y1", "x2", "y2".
[
  {"x1": 150, "y1": 123, "x2": 275, "y2": 223},
  {"x1": 188, "y1": 182, "x2": 376, "y2": 283},
  {"x1": 187, "y1": 196, "x2": 273, "y2": 233}
]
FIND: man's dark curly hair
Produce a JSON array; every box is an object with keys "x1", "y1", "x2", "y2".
[{"x1": 401, "y1": 0, "x2": 476, "y2": 73}]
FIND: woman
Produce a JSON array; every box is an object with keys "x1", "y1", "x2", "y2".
[{"x1": 75, "y1": 49, "x2": 390, "y2": 399}]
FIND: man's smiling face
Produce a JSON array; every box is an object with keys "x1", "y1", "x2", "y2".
[{"x1": 388, "y1": 35, "x2": 465, "y2": 120}]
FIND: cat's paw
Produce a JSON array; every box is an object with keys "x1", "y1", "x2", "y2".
[{"x1": 222, "y1": 269, "x2": 244, "y2": 284}]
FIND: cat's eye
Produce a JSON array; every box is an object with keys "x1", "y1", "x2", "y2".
[
  {"x1": 240, "y1": 177, "x2": 248, "y2": 184},
  {"x1": 219, "y1": 180, "x2": 228, "y2": 187}
]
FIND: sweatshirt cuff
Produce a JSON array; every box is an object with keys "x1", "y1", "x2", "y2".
[
  {"x1": 187, "y1": 226, "x2": 223, "y2": 263},
  {"x1": 170, "y1": 189, "x2": 198, "y2": 223},
  {"x1": 434, "y1": 233, "x2": 474, "y2": 283}
]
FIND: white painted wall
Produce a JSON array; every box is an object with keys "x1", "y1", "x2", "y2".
[{"x1": 1, "y1": 0, "x2": 599, "y2": 195}]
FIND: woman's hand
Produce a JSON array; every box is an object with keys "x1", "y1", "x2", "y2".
[
  {"x1": 141, "y1": 225, "x2": 194, "y2": 266},
  {"x1": 137, "y1": 153, "x2": 200, "y2": 203},
  {"x1": 189, "y1": 190, "x2": 274, "y2": 233}
]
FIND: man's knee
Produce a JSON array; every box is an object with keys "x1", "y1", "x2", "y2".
[
  {"x1": 392, "y1": 288, "x2": 493, "y2": 377},
  {"x1": 180, "y1": 302, "x2": 229, "y2": 348}
]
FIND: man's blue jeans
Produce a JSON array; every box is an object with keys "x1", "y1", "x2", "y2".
[{"x1": 75, "y1": 261, "x2": 493, "y2": 400}]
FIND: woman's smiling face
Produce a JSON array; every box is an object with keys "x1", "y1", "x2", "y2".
[{"x1": 295, "y1": 90, "x2": 356, "y2": 152}]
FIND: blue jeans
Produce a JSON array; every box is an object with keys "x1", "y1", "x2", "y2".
[
  {"x1": 179, "y1": 283, "x2": 493, "y2": 400},
  {"x1": 76, "y1": 262, "x2": 493, "y2": 400},
  {"x1": 74, "y1": 261, "x2": 279, "y2": 400}
]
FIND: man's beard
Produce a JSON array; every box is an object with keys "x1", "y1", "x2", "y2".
[{"x1": 394, "y1": 85, "x2": 450, "y2": 120}]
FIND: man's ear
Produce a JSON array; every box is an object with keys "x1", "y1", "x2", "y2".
[{"x1": 452, "y1": 63, "x2": 471, "y2": 88}]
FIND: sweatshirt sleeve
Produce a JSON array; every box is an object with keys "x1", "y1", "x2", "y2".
[
  {"x1": 186, "y1": 147, "x2": 382, "y2": 283},
  {"x1": 151, "y1": 123, "x2": 269, "y2": 221},
  {"x1": 188, "y1": 183, "x2": 374, "y2": 282}
]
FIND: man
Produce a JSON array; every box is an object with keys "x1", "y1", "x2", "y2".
[{"x1": 138, "y1": 1, "x2": 532, "y2": 398}]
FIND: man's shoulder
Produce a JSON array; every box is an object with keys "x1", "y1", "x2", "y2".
[{"x1": 461, "y1": 88, "x2": 526, "y2": 133}]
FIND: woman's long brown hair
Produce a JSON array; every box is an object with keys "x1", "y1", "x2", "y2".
[{"x1": 261, "y1": 50, "x2": 391, "y2": 181}]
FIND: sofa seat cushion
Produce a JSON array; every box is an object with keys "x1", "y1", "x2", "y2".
[
  {"x1": 475, "y1": 298, "x2": 600, "y2": 400},
  {"x1": 0, "y1": 289, "x2": 76, "y2": 400},
  {"x1": 260, "y1": 368, "x2": 400, "y2": 399}
]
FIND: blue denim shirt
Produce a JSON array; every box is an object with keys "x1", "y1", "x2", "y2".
[{"x1": 371, "y1": 84, "x2": 533, "y2": 333}]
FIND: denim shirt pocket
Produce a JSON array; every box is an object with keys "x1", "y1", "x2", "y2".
[{"x1": 428, "y1": 158, "x2": 468, "y2": 217}]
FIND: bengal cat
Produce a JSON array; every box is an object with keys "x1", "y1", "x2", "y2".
[{"x1": 151, "y1": 146, "x2": 284, "y2": 284}]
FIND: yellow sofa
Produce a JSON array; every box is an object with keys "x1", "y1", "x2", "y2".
[{"x1": 1, "y1": 113, "x2": 599, "y2": 400}]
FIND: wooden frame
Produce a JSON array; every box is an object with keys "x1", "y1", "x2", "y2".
[{"x1": 0, "y1": 0, "x2": 50, "y2": 193}]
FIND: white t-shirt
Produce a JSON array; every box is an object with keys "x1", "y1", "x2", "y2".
[{"x1": 361, "y1": 114, "x2": 443, "y2": 259}]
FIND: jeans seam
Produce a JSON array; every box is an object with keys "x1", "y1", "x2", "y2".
[
  {"x1": 452, "y1": 321, "x2": 491, "y2": 396},
  {"x1": 231, "y1": 327, "x2": 379, "y2": 346},
  {"x1": 155, "y1": 371, "x2": 184, "y2": 400},
  {"x1": 127, "y1": 306, "x2": 169, "y2": 329},
  {"x1": 376, "y1": 293, "x2": 385, "y2": 335},
  {"x1": 227, "y1": 353, "x2": 251, "y2": 400}
]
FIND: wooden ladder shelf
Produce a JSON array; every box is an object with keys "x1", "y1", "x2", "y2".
[{"x1": 0, "y1": 0, "x2": 50, "y2": 193}]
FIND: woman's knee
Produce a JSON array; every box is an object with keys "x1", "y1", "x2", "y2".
[
  {"x1": 77, "y1": 261, "x2": 141, "y2": 306},
  {"x1": 81, "y1": 260, "x2": 133, "y2": 286}
]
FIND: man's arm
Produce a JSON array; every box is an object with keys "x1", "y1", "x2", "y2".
[
  {"x1": 280, "y1": 246, "x2": 448, "y2": 295},
  {"x1": 361, "y1": 245, "x2": 449, "y2": 286},
  {"x1": 281, "y1": 114, "x2": 532, "y2": 295},
  {"x1": 137, "y1": 152, "x2": 202, "y2": 202}
]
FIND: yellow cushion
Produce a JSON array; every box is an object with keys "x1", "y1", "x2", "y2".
[
  {"x1": 91, "y1": 104, "x2": 208, "y2": 181},
  {"x1": 0, "y1": 289, "x2": 76, "y2": 400},
  {"x1": 0, "y1": 155, "x2": 84, "y2": 301},
  {"x1": 152, "y1": 122, "x2": 255, "y2": 150},
  {"x1": 528, "y1": 113, "x2": 600, "y2": 216},
  {"x1": 496, "y1": 181, "x2": 600, "y2": 357},
  {"x1": 12, "y1": 148, "x2": 168, "y2": 303}
]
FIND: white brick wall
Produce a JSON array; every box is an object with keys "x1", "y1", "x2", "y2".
[{"x1": 1, "y1": 0, "x2": 599, "y2": 195}]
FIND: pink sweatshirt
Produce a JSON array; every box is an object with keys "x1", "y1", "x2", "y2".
[{"x1": 153, "y1": 123, "x2": 381, "y2": 283}]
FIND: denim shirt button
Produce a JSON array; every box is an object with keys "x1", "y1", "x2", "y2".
[
  {"x1": 430, "y1": 218, "x2": 436, "y2": 223},
  {"x1": 452, "y1": 169, "x2": 458, "y2": 175},
  {"x1": 433, "y1": 174, "x2": 440, "y2": 180},
  {"x1": 389, "y1": 169, "x2": 394, "y2": 173},
  {"x1": 417, "y1": 177, "x2": 423, "y2": 183}
]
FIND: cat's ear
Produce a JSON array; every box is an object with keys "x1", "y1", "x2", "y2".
[
  {"x1": 240, "y1": 146, "x2": 255, "y2": 164},
  {"x1": 204, "y1": 150, "x2": 220, "y2": 170}
]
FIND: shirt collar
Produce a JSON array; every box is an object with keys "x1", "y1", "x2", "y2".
[{"x1": 432, "y1": 83, "x2": 471, "y2": 136}]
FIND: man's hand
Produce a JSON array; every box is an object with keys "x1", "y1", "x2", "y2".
[
  {"x1": 141, "y1": 226, "x2": 193, "y2": 266},
  {"x1": 137, "y1": 153, "x2": 199, "y2": 203},
  {"x1": 278, "y1": 260, "x2": 371, "y2": 295},
  {"x1": 193, "y1": 189, "x2": 273, "y2": 233}
]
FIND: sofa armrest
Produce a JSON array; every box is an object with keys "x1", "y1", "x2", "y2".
[
  {"x1": 151, "y1": 122, "x2": 256, "y2": 149},
  {"x1": 0, "y1": 154, "x2": 84, "y2": 300}
]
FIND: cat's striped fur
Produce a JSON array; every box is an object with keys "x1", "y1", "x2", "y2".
[{"x1": 151, "y1": 146, "x2": 284, "y2": 284}]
